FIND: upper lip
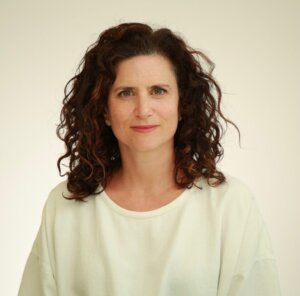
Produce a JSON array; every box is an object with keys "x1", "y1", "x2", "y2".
[{"x1": 131, "y1": 125, "x2": 158, "y2": 128}]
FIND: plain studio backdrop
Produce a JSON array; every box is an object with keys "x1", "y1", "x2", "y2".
[{"x1": 1, "y1": 0, "x2": 299, "y2": 295}]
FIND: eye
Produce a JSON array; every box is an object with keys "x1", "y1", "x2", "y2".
[
  {"x1": 152, "y1": 86, "x2": 167, "y2": 96},
  {"x1": 118, "y1": 89, "x2": 133, "y2": 97}
]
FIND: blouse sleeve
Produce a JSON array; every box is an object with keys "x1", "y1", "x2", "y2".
[
  {"x1": 227, "y1": 258, "x2": 281, "y2": 295},
  {"x1": 217, "y1": 184, "x2": 281, "y2": 296},
  {"x1": 18, "y1": 196, "x2": 57, "y2": 295}
]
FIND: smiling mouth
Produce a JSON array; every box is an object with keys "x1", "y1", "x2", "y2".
[{"x1": 131, "y1": 125, "x2": 158, "y2": 132}]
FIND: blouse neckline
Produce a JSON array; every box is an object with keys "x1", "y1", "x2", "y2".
[{"x1": 100, "y1": 185, "x2": 195, "y2": 219}]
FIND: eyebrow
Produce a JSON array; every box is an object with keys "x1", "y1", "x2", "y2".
[{"x1": 112, "y1": 84, "x2": 171, "y2": 93}]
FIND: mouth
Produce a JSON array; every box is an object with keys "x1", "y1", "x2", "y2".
[{"x1": 131, "y1": 125, "x2": 159, "y2": 133}]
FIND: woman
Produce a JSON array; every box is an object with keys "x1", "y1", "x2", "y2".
[{"x1": 19, "y1": 23, "x2": 281, "y2": 295}]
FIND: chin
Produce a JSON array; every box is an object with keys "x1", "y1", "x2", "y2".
[{"x1": 126, "y1": 140, "x2": 174, "y2": 154}]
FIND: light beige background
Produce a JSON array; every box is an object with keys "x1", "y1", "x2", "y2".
[{"x1": 1, "y1": 0, "x2": 299, "y2": 295}]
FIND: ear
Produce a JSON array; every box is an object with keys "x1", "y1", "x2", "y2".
[
  {"x1": 103, "y1": 106, "x2": 109, "y2": 119},
  {"x1": 103, "y1": 108, "x2": 111, "y2": 126}
]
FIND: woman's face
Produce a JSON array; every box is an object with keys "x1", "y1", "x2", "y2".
[{"x1": 106, "y1": 54, "x2": 179, "y2": 155}]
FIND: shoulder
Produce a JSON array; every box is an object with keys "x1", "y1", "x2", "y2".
[
  {"x1": 42, "y1": 180, "x2": 86, "y2": 220},
  {"x1": 198, "y1": 173, "x2": 255, "y2": 206},
  {"x1": 196, "y1": 174, "x2": 263, "y2": 225},
  {"x1": 197, "y1": 174, "x2": 269, "y2": 246},
  {"x1": 43, "y1": 180, "x2": 70, "y2": 210}
]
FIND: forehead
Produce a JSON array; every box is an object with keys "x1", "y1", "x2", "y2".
[{"x1": 113, "y1": 54, "x2": 177, "y2": 85}]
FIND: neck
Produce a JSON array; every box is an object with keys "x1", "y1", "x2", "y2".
[{"x1": 111, "y1": 145, "x2": 179, "y2": 195}]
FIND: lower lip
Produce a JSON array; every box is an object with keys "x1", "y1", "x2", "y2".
[{"x1": 131, "y1": 126, "x2": 158, "y2": 133}]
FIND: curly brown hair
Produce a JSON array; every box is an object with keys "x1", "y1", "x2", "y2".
[{"x1": 56, "y1": 22, "x2": 239, "y2": 201}]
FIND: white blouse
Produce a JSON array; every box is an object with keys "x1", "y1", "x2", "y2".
[{"x1": 18, "y1": 175, "x2": 281, "y2": 295}]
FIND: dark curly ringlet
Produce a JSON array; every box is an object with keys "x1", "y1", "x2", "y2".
[{"x1": 56, "y1": 22, "x2": 240, "y2": 201}]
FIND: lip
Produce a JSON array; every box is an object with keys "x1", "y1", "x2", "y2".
[{"x1": 131, "y1": 125, "x2": 159, "y2": 133}]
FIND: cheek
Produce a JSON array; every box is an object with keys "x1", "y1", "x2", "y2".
[
  {"x1": 163, "y1": 103, "x2": 179, "y2": 120},
  {"x1": 108, "y1": 103, "x2": 129, "y2": 122}
]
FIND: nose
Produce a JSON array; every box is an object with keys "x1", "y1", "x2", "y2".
[{"x1": 134, "y1": 93, "x2": 153, "y2": 119}]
